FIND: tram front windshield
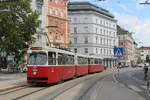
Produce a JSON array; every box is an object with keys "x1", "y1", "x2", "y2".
[{"x1": 28, "y1": 52, "x2": 47, "y2": 65}]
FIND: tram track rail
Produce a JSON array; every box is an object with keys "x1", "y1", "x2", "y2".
[
  {"x1": 0, "y1": 85, "x2": 48, "y2": 100},
  {"x1": 13, "y1": 87, "x2": 48, "y2": 100},
  {"x1": 49, "y1": 73, "x2": 111, "y2": 100},
  {"x1": 0, "y1": 85, "x2": 27, "y2": 96}
]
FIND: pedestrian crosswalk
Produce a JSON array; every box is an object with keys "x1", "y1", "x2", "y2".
[
  {"x1": 127, "y1": 84, "x2": 150, "y2": 93},
  {"x1": 128, "y1": 85, "x2": 142, "y2": 92}
]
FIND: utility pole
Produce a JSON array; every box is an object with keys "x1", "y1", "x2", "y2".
[{"x1": 139, "y1": 0, "x2": 150, "y2": 5}]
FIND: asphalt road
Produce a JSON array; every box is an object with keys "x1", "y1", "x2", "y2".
[{"x1": 116, "y1": 68, "x2": 150, "y2": 100}]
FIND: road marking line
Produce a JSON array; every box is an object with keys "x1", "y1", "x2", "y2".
[
  {"x1": 141, "y1": 85, "x2": 147, "y2": 89},
  {"x1": 128, "y1": 85, "x2": 142, "y2": 92}
]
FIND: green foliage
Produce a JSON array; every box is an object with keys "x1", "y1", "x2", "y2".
[
  {"x1": 146, "y1": 55, "x2": 150, "y2": 63},
  {"x1": 0, "y1": 0, "x2": 40, "y2": 66}
]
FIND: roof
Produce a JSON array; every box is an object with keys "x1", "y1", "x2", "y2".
[
  {"x1": 68, "y1": 2, "x2": 114, "y2": 18},
  {"x1": 139, "y1": 46, "x2": 150, "y2": 50}
]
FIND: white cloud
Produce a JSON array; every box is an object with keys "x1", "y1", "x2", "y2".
[{"x1": 114, "y1": 12, "x2": 150, "y2": 46}]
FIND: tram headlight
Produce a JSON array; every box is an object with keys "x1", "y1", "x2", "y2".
[{"x1": 33, "y1": 71, "x2": 37, "y2": 75}]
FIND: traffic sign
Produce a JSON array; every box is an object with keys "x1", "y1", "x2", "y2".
[{"x1": 114, "y1": 48, "x2": 124, "y2": 57}]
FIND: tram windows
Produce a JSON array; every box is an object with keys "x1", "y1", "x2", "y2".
[
  {"x1": 99, "y1": 59, "x2": 102, "y2": 64},
  {"x1": 28, "y1": 52, "x2": 47, "y2": 65},
  {"x1": 64, "y1": 54, "x2": 74, "y2": 65},
  {"x1": 48, "y1": 52, "x2": 56, "y2": 65},
  {"x1": 77, "y1": 56, "x2": 88, "y2": 65},
  {"x1": 58, "y1": 53, "x2": 65, "y2": 65},
  {"x1": 95, "y1": 59, "x2": 99, "y2": 64},
  {"x1": 89, "y1": 58, "x2": 94, "y2": 64},
  {"x1": 58, "y1": 53, "x2": 74, "y2": 65},
  {"x1": 66, "y1": 55, "x2": 74, "y2": 65}
]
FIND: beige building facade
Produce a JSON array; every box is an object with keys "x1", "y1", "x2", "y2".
[{"x1": 117, "y1": 25, "x2": 137, "y2": 67}]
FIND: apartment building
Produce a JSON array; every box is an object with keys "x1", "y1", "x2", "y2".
[
  {"x1": 138, "y1": 46, "x2": 150, "y2": 63},
  {"x1": 31, "y1": 0, "x2": 70, "y2": 48},
  {"x1": 68, "y1": 2, "x2": 118, "y2": 68},
  {"x1": 117, "y1": 25, "x2": 137, "y2": 66}
]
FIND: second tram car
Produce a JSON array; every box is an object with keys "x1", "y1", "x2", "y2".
[
  {"x1": 27, "y1": 47, "x2": 104, "y2": 84},
  {"x1": 88, "y1": 56, "x2": 104, "y2": 73}
]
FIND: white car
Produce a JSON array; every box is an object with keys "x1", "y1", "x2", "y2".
[{"x1": 137, "y1": 63, "x2": 144, "y2": 67}]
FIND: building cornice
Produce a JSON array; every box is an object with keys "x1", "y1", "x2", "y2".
[{"x1": 68, "y1": 2, "x2": 115, "y2": 19}]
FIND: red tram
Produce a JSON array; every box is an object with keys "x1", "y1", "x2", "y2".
[{"x1": 27, "y1": 47, "x2": 104, "y2": 84}]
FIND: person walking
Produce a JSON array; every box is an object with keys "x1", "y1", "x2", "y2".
[
  {"x1": 144, "y1": 63, "x2": 149, "y2": 80},
  {"x1": 117, "y1": 62, "x2": 122, "y2": 74}
]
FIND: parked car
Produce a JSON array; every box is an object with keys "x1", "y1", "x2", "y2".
[{"x1": 137, "y1": 63, "x2": 144, "y2": 67}]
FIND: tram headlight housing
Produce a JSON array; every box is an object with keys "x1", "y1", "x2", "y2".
[{"x1": 33, "y1": 71, "x2": 37, "y2": 75}]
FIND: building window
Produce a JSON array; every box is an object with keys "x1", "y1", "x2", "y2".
[
  {"x1": 60, "y1": 33, "x2": 63, "y2": 41},
  {"x1": 49, "y1": 8, "x2": 53, "y2": 15},
  {"x1": 74, "y1": 27, "x2": 77, "y2": 33},
  {"x1": 55, "y1": 19, "x2": 58, "y2": 26},
  {"x1": 96, "y1": 18, "x2": 98, "y2": 24},
  {"x1": 49, "y1": 32, "x2": 52, "y2": 40},
  {"x1": 100, "y1": 29, "x2": 102, "y2": 34},
  {"x1": 84, "y1": 37, "x2": 88, "y2": 44},
  {"x1": 84, "y1": 26, "x2": 88, "y2": 32},
  {"x1": 96, "y1": 48, "x2": 98, "y2": 54},
  {"x1": 104, "y1": 29, "x2": 105, "y2": 35},
  {"x1": 36, "y1": 5, "x2": 42, "y2": 14},
  {"x1": 100, "y1": 20, "x2": 102, "y2": 25},
  {"x1": 55, "y1": 0, "x2": 58, "y2": 4},
  {"x1": 60, "y1": 10, "x2": 64, "y2": 17},
  {"x1": 95, "y1": 28, "x2": 98, "y2": 34},
  {"x1": 100, "y1": 48, "x2": 102, "y2": 54},
  {"x1": 121, "y1": 42, "x2": 123, "y2": 45},
  {"x1": 104, "y1": 49, "x2": 105, "y2": 55},
  {"x1": 74, "y1": 48, "x2": 77, "y2": 53},
  {"x1": 84, "y1": 17, "x2": 88, "y2": 20},
  {"x1": 100, "y1": 38, "x2": 102, "y2": 44},
  {"x1": 74, "y1": 37, "x2": 77, "y2": 43},
  {"x1": 110, "y1": 50, "x2": 111, "y2": 55},
  {"x1": 85, "y1": 48, "x2": 88, "y2": 53},
  {"x1": 49, "y1": 18, "x2": 53, "y2": 26},
  {"x1": 96, "y1": 36, "x2": 98, "y2": 44},
  {"x1": 55, "y1": 33, "x2": 58, "y2": 40},
  {"x1": 55, "y1": 9, "x2": 58, "y2": 16},
  {"x1": 74, "y1": 17, "x2": 77, "y2": 22}
]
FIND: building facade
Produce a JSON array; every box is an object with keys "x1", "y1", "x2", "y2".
[
  {"x1": 117, "y1": 25, "x2": 137, "y2": 66},
  {"x1": 31, "y1": 0, "x2": 70, "y2": 48},
  {"x1": 138, "y1": 46, "x2": 150, "y2": 63},
  {"x1": 68, "y1": 2, "x2": 118, "y2": 68}
]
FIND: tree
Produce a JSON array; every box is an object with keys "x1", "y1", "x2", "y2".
[
  {"x1": 146, "y1": 55, "x2": 150, "y2": 63},
  {"x1": 0, "y1": 0, "x2": 40, "y2": 67}
]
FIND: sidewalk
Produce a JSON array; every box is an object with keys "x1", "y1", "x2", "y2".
[{"x1": 0, "y1": 73, "x2": 26, "y2": 92}]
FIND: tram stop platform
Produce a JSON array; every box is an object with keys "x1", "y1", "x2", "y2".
[{"x1": 0, "y1": 72, "x2": 26, "y2": 92}]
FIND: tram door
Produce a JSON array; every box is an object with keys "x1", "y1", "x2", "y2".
[{"x1": 0, "y1": 57, "x2": 7, "y2": 69}]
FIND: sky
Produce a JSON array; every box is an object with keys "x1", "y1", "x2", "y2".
[{"x1": 70, "y1": 0, "x2": 150, "y2": 46}]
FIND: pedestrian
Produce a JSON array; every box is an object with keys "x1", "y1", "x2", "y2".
[
  {"x1": 144, "y1": 63, "x2": 149, "y2": 80},
  {"x1": 117, "y1": 62, "x2": 121, "y2": 73}
]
